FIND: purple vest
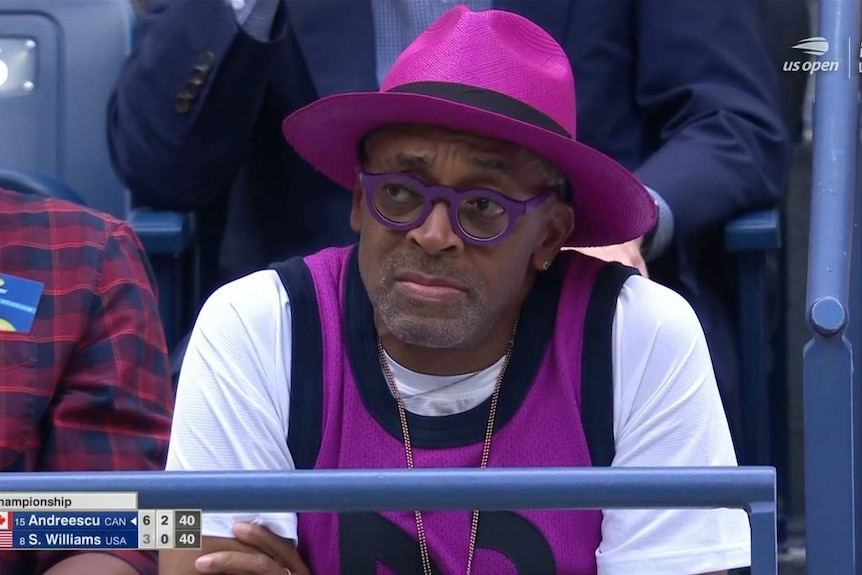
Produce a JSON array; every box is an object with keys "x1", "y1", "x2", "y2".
[{"x1": 273, "y1": 246, "x2": 632, "y2": 575}]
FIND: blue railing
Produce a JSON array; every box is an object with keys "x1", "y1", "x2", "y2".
[
  {"x1": 803, "y1": 0, "x2": 862, "y2": 573},
  {"x1": 0, "y1": 468, "x2": 777, "y2": 573}
]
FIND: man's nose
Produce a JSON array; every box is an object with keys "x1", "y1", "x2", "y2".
[{"x1": 406, "y1": 202, "x2": 464, "y2": 256}]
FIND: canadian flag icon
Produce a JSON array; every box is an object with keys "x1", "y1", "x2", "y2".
[{"x1": 0, "y1": 511, "x2": 13, "y2": 530}]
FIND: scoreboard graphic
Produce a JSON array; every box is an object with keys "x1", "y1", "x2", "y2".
[{"x1": 0, "y1": 492, "x2": 201, "y2": 550}]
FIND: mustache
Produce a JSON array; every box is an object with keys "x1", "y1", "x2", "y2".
[{"x1": 381, "y1": 252, "x2": 483, "y2": 291}]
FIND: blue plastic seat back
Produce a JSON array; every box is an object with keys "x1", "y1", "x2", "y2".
[
  {"x1": 0, "y1": 168, "x2": 85, "y2": 205},
  {"x1": 0, "y1": 0, "x2": 134, "y2": 218}
]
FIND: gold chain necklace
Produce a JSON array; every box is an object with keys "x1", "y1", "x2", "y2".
[{"x1": 376, "y1": 321, "x2": 518, "y2": 575}]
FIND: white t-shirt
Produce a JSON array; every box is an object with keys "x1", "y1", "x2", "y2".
[{"x1": 167, "y1": 268, "x2": 751, "y2": 575}]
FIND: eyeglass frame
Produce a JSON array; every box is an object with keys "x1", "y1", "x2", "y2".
[{"x1": 358, "y1": 171, "x2": 559, "y2": 246}]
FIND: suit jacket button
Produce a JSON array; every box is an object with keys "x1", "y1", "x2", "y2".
[
  {"x1": 189, "y1": 65, "x2": 207, "y2": 86},
  {"x1": 201, "y1": 51, "x2": 215, "y2": 68},
  {"x1": 174, "y1": 93, "x2": 192, "y2": 114}
]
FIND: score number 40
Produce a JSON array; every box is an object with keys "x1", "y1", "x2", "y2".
[
  {"x1": 138, "y1": 513, "x2": 199, "y2": 546},
  {"x1": 176, "y1": 512, "x2": 199, "y2": 547}
]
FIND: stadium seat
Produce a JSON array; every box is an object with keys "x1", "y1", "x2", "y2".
[
  {"x1": 724, "y1": 210, "x2": 783, "y2": 469},
  {"x1": 0, "y1": 0, "x2": 134, "y2": 218},
  {"x1": 0, "y1": 0, "x2": 192, "y2": 351},
  {"x1": 128, "y1": 207, "x2": 194, "y2": 352},
  {"x1": 142, "y1": 205, "x2": 785, "y2": 467}
]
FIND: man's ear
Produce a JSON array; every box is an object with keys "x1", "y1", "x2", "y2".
[
  {"x1": 532, "y1": 202, "x2": 574, "y2": 271},
  {"x1": 350, "y1": 182, "x2": 364, "y2": 233}
]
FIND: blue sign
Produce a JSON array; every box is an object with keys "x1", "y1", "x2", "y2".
[{"x1": 0, "y1": 273, "x2": 43, "y2": 333}]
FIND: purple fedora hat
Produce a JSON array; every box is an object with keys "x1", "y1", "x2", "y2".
[{"x1": 282, "y1": 5, "x2": 656, "y2": 247}]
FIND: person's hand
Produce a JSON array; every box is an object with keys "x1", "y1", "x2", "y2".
[
  {"x1": 575, "y1": 237, "x2": 648, "y2": 278},
  {"x1": 194, "y1": 523, "x2": 311, "y2": 575}
]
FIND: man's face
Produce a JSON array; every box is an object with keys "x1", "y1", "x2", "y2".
[{"x1": 351, "y1": 125, "x2": 574, "y2": 350}]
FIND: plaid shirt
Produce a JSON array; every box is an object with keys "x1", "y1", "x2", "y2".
[{"x1": 0, "y1": 189, "x2": 173, "y2": 575}]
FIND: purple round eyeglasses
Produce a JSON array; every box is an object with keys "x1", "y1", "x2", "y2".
[{"x1": 359, "y1": 171, "x2": 557, "y2": 246}]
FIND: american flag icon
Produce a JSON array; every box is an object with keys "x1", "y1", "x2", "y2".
[{"x1": 0, "y1": 531, "x2": 12, "y2": 548}]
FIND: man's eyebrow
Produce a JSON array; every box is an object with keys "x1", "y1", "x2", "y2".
[
  {"x1": 393, "y1": 152, "x2": 432, "y2": 169},
  {"x1": 468, "y1": 156, "x2": 510, "y2": 173},
  {"x1": 390, "y1": 151, "x2": 511, "y2": 175}
]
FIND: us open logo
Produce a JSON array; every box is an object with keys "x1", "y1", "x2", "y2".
[{"x1": 784, "y1": 37, "x2": 840, "y2": 74}]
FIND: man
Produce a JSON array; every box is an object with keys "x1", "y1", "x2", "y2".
[
  {"x1": 0, "y1": 187, "x2": 173, "y2": 574},
  {"x1": 160, "y1": 8, "x2": 749, "y2": 575},
  {"x1": 110, "y1": 0, "x2": 791, "y2": 454}
]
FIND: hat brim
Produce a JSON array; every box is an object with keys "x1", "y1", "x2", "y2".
[{"x1": 282, "y1": 92, "x2": 657, "y2": 247}]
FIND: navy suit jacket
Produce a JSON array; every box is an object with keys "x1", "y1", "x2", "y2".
[{"x1": 108, "y1": 0, "x2": 791, "y2": 436}]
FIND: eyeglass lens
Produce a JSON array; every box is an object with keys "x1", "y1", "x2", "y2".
[{"x1": 371, "y1": 181, "x2": 510, "y2": 239}]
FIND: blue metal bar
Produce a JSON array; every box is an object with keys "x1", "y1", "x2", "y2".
[
  {"x1": 852, "y1": 143, "x2": 862, "y2": 572},
  {"x1": 736, "y1": 252, "x2": 772, "y2": 466},
  {"x1": 0, "y1": 468, "x2": 777, "y2": 573},
  {"x1": 805, "y1": 2, "x2": 858, "y2": 328},
  {"x1": 750, "y1": 501, "x2": 779, "y2": 575},
  {"x1": 803, "y1": 1, "x2": 862, "y2": 573},
  {"x1": 0, "y1": 468, "x2": 773, "y2": 511}
]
